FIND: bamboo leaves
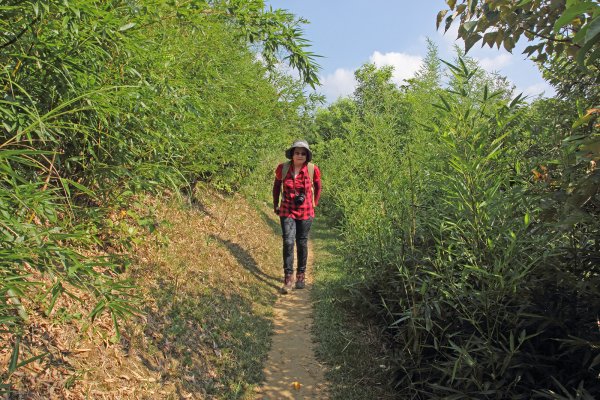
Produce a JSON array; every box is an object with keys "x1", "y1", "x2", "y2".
[
  {"x1": 314, "y1": 53, "x2": 600, "y2": 396},
  {"x1": 1, "y1": 0, "x2": 310, "y2": 386}
]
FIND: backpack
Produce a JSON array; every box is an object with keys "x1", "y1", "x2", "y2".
[{"x1": 281, "y1": 161, "x2": 315, "y2": 201}]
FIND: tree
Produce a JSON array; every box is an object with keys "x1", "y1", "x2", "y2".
[
  {"x1": 313, "y1": 98, "x2": 357, "y2": 141},
  {"x1": 353, "y1": 63, "x2": 403, "y2": 116},
  {"x1": 446, "y1": 47, "x2": 515, "y2": 102},
  {"x1": 542, "y1": 53, "x2": 600, "y2": 103},
  {"x1": 438, "y1": 0, "x2": 600, "y2": 67},
  {"x1": 214, "y1": 0, "x2": 321, "y2": 88},
  {"x1": 438, "y1": 1, "x2": 599, "y2": 230},
  {"x1": 407, "y1": 38, "x2": 442, "y2": 94}
]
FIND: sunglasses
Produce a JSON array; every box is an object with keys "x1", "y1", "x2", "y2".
[{"x1": 294, "y1": 151, "x2": 307, "y2": 156}]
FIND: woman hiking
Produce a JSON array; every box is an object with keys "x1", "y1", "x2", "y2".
[{"x1": 272, "y1": 140, "x2": 322, "y2": 294}]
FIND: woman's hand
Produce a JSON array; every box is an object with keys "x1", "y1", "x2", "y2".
[{"x1": 274, "y1": 206, "x2": 280, "y2": 215}]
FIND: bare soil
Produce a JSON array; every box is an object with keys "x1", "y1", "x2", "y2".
[{"x1": 256, "y1": 246, "x2": 329, "y2": 399}]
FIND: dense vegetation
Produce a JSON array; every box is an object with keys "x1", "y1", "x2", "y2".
[
  {"x1": 0, "y1": 0, "x2": 318, "y2": 393},
  {"x1": 312, "y1": 30, "x2": 599, "y2": 400},
  {"x1": 2, "y1": 0, "x2": 599, "y2": 398}
]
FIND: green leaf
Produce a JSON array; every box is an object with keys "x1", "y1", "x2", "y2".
[
  {"x1": 90, "y1": 300, "x2": 107, "y2": 321},
  {"x1": 15, "y1": 352, "x2": 48, "y2": 371},
  {"x1": 463, "y1": 20, "x2": 478, "y2": 33},
  {"x1": 572, "y1": 113, "x2": 594, "y2": 128},
  {"x1": 576, "y1": 35, "x2": 597, "y2": 65},
  {"x1": 509, "y1": 331, "x2": 515, "y2": 352},
  {"x1": 483, "y1": 31, "x2": 497, "y2": 47},
  {"x1": 469, "y1": 0, "x2": 480, "y2": 15},
  {"x1": 584, "y1": 15, "x2": 600, "y2": 43},
  {"x1": 8, "y1": 337, "x2": 20, "y2": 374},
  {"x1": 465, "y1": 33, "x2": 482, "y2": 52},
  {"x1": 445, "y1": 15, "x2": 455, "y2": 33},
  {"x1": 59, "y1": 178, "x2": 96, "y2": 197},
  {"x1": 437, "y1": 10, "x2": 449, "y2": 29},
  {"x1": 509, "y1": 93, "x2": 524, "y2": 108},
  {"x1": 573, "y1": 23, "x2": 590, "y2": 44},
  {"x1": 587, "y1": 44, "x2": 600, "y2": 63},
  {"x1": 503, "y1": 35, "x2": 516, "y2": 52},
  {"x1": 590, "y1": 353, "x2": 600, "y2": 369},
  {"x1": 523, "y1": 44, "x2": 542, "y2": 57},
  {"x1": 419, "y1": 281, "x2": 428, "y2": 295},
  {"x1": 438, "y1": 94, "x2": 452, "y2": 111},
  {"x1": 553, "y1": 2, "x2": 597, "y2": 33}
]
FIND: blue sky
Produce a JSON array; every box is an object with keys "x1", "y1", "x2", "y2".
[{"x1": 265, "y1": 0, "x2": 555, "y2": 102}]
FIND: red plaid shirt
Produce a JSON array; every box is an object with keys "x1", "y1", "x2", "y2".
[{"x1": 273, "y1": 162, "x2": 322, "y2": 220}]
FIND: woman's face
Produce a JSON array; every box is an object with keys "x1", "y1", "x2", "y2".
[{"x1": 292, "y1": 148, "x2": 307, "y2": 164}]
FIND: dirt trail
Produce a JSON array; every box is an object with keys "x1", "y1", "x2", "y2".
[{"x1": 256, "y1": 243, "x2": 329, "y2": 399}]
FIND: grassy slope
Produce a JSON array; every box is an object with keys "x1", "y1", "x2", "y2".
[
  {"x1": 4, "y1": 188, "x2": 283, "y2": 399},
  {"x1": 4, "y1": 187, "x2": 399, "y2": 399}
]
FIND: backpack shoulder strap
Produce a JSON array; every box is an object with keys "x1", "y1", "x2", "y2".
[
  {"x1": 281, "y1": 162, "x2": 314, "y2": 196},
  {"x1": 307, "y1": 163, "x2": 315, "y2": 184},
  {"x1": 280, "y1": 161, "x2": 291, "y2": 196},
  {"x1": 281, "y1": 161, "x2": 291, "y2": 181},
  {"x1": 307, "y1": 163, "x2": 315, "y2": 202}
]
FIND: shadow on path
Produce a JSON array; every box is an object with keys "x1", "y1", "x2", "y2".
[
  {"x1": 210, "y1": 235, "x2": 280, "y2": 291},
  {"x1": 256, "y1": 207, "x2": 281, "y2": 236}
]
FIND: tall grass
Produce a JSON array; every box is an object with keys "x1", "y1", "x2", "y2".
[
  {"x1": 316, "y1": 56, "x2": 600, "y2": 398},
  {"x1": 1, "y1": 0, "x2": 312, "y2": 390}
]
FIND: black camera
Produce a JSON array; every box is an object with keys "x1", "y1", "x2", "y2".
[{"x1": 294, "y1": 192, "x2": 306, "y2": 206}]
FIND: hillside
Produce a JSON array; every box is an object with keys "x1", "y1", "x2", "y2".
[{"x1": 2, "y1": 189, "x2": 283, "y2": 398}]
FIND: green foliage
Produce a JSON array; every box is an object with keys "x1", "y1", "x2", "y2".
[
  {"x1": 438, "y1": 2, "x2": 599, "y2": 278},
  {"x1": 1, "y1": 0, "x2": 314, "y2": 387},
  {"x1": 542, "y1": 53, "x2": 600, "y2": 106},
  {"x1": 439, "y1": 0, "x2": 600, "y2": 67},
  {"x1": 316, "y1": 50, "x2": 600, "y2": 397},
  {"x1": 213, "y1": 0, "x2": 321, "y2": 88},
  {"x1": 315, "y1": 62, "x2": 413, "y2": 271}
]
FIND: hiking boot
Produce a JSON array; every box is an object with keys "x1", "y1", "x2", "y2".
[
  {"x1": 295, "y1": 272, "x2": 305, "y2": 289},
  {"x1": 280, "y1": 274, "x2": 293, "y2": 294}
]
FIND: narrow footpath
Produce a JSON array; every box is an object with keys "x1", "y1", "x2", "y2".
[{"x1": 256, "y1": 243, "x2": 329, "y2": 399}]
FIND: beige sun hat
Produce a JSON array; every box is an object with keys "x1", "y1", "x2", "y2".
[{"x1": 285, "y1": 139, "x2": 312, "y2": 162}]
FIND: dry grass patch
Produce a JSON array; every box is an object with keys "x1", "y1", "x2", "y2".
[{"x1": 2, "y1": 187, "x2": 283, "y2": 399}]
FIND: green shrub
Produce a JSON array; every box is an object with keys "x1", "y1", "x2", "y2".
[{"x1": 316, "y1": 55, "x2": 600, "y2": 398}]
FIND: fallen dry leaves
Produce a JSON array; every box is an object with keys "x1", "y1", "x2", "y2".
[{"x1": 2, "y1": 188, "x2": 282, "y2": 399}]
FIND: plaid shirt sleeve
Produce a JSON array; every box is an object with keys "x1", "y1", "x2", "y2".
[
  {"x1": 313, "y1": 165, "x2": 322, "y2": 207},
  {"x1": 272, "y1": 163, "x2": 283, "y2": 210}
]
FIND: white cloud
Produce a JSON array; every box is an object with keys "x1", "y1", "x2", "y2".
[
  {"x1": 318, "y1": 52, "x2": 424, "y2": 102},
  {"x1": 520, "y1": 82, "x2": 555, "y2": 99},
  {"x1": 438, "y1": 23, "x2": 462, "y2": 52},
  {"x1": 320, "y1": 68, "x2": 357, "y2": 100},
  {"x1": 477, "y1": 53, "x2": 513, "y2": 72},
  {"x1": 369, "y1": 51, "x2": 423, "y2": 85}
]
